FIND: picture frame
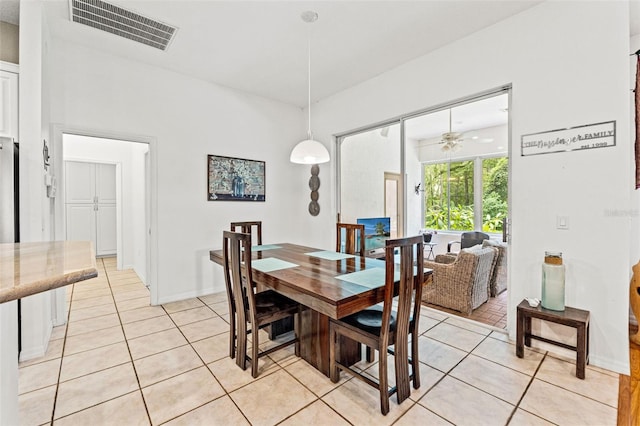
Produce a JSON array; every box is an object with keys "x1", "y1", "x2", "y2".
[{"x1": 207, "y1": 155, "x2": 265, "y2": 201}]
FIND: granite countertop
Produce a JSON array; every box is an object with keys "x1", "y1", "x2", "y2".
[{"x1": 0, "y1": 241, "x2": 98, "y2": 303}]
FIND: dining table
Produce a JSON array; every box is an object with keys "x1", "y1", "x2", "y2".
[{"x1": 209, "y1": 242, "x2": 431, "y2": 376}]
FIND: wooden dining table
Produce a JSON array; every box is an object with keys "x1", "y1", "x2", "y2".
[{"x1": 209, "y1": 242, "x2": 431, "y2": 376}]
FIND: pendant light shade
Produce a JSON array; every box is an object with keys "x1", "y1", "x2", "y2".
[
  {"x1": 290, "y1": 11, "x2": 329, "y2": 165},
  {"x1": 290, "y1": 139, "x2": 330, "y2": 164}
]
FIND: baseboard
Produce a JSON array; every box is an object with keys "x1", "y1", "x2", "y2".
[
  {"x1": 154, "y1": 286, "x2": 219, "y2": 306},
  {"x1": 19, "y1": 321, "x2": 52, "y2": 362}
]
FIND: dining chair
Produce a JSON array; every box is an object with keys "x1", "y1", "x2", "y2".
[
  {"x1": 329, "y1": 235, "x2": 424, "y2": 415},
  {"x1": 230, "y1": 221, "x2": 263, "y2": 245},
  {"x1": 224, "y1": 221, "x2": 263, "y2": 358},
  {"x1": 223, "y1": 230, "x2": 300, "y2": 378},
  {"x1": 336, "y1": 223, "x2": 365, "y2": 255}
]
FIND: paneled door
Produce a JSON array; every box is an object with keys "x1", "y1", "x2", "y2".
[{"x1": 65, "y1": 161, "x2": 116, "y2": 256}]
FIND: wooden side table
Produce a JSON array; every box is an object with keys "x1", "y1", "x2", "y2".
[{"x1": 516, "y1": 299, "x2": 590, "y2": 379}]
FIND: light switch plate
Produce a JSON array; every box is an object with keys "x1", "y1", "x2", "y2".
[{"x1": 556, "y1": 216, "x2": 569, "y2": 230}]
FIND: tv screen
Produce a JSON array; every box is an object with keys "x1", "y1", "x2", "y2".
[{"x1": 357, "y1": 217, "x2": 391, "y2": 251}]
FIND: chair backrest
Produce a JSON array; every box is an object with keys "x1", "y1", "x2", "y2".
[
  {"x1": 223, "y1": 230, "x2": 257, "y2": 326},
  {"x1": 336, "y1": 223, "x2": 366, "y2": 255},
  {"x1": 459, "y1": 246, "x2": 497, "y2": 298},
  {"x1": 460, "y1": 231, "x2": 490, "y2": 250},
  {"x1": 482, "y1": 239, "x2": 507, "y2": 296},
  {"x1": 230, "y1": 221, "x2": 262, "y2": 245},
  {"x1": 381, "y1": 235, "x2": 424, "y2": 347}
]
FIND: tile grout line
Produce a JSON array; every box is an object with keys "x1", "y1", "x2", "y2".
[
  {"x1": 103, "y1": 258, "x2": 154, "y2": 426},
  {"x1": 150, "y1": 297, "x2": 253, "y2": 425},
  {"x1": 504, "y1": 351, "x2": 548, "y2": 425},
  {"x1": 48, "y1": 259, "x2": 88, "y2": 425}
]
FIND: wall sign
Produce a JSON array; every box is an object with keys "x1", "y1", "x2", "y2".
[{"x1": 521, "y1": 120, "x2": 615, "y2": 156}]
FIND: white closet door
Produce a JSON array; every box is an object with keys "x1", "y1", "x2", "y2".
[
  {"x1": 65, "y1": 204, "x2": 96, "y2": 246},
  {"x1": 65, "y1": 162, "x2": 96, "y2": 204},
  {"x1": 65, "y1": 161, "x2": 117, "y2": 256},
  {"x1": 96, "y1": 204, "x2": 116, "y2": 255},
  {"x1": 96, "y1": 163, "x2": 116, "y2": 204}
]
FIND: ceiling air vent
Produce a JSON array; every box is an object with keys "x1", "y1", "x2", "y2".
[{"x1": 69, "y1": 0, "x2": 177, "y2": 51}]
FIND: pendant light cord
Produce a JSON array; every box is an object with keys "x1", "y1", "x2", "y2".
[{"x1": 307, "y1": 29, "x2": 312, "y2": 139}]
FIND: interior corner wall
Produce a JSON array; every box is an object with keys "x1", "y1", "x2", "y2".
[
  {"x1": 312, "y1": 1, "x2": 631, "y2": 373},
  {"x1": 47, "y1": 39, "x2": 306, "y2": 305}
]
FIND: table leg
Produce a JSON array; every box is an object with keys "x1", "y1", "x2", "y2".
[
  {"x1": 516, "y1": 308, "x2": 525, "y2": 358},
  {"x1": 524, "y1": 316, "x2": 532, "y2": 347},
  {"x1": 299, "y1": 308, "x2": 360, "y2": 376},
  {"x1": 576, "y1": 323, "x2": 586, "y2": 379}
]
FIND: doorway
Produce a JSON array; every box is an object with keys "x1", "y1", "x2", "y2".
[{"x1": 57, "y1": 132, "x2": 151, "y2": 286}]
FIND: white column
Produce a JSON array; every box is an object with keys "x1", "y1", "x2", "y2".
[{"x1": 0, "y1": 300, "x2": 18, "y2": 425}]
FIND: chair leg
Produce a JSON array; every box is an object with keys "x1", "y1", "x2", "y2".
[
  {"x1": 329, "y1": 323, "x2": 340, "y2": 383},
  {"x1": 294, "y1": 311, "x2": 300, "y2": 357},
  {"x1": 411, "y1": 330, "x2": 420, "y2": 389},
  {"x1": 229, "y1": 312, "x2": 236, "y2": 359},
  {"x1": 366, "y1": 346, "x2": 375, "y2": 363},
  {"x1": 378, "y1": 346, "x2": 389, "y2": 415},
  {"x1": 236, "y1": 319, "x2": 248, "y2": 371},
  {"x1": 251, "y1": 320, "x2": 260, "y2": 378}
]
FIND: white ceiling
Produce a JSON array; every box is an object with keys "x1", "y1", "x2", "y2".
[
  {"x1": 39, "y1": 0, "x2": 549, "y2": 108},
  {"x1": 2, "y1": 1, "x2": 639, "y2": 139}
]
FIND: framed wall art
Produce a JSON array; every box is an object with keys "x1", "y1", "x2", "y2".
[{"x1": 207, "y1": 155, "x2": 265, "y2": 201}]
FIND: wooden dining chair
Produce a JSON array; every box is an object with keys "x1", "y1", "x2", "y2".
[
  {"x1": 224, "y1": 221, "x2": 262, "y2": 358},
  {"x1": 230, "y1": 221, "x2": 263, "y2": 245},
  {"x1": 336, "y1": 223, "x2": 366, "y2": 255},
  {"x1": 223, "y1": 230, "x2": 300, "y2": 378},
  {"x1": 329, "y1": 235, "x2": 424, "y2": 415}
]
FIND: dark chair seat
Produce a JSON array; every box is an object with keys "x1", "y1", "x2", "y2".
[{"x1": 342, "y1": 305, "x2": 397, "y2": 335}]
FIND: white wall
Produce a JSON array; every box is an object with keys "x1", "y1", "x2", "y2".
[
  {"x1": 311, "y1": 2, "x2": 631, "y2": 373},
  {"x1": 48, "y1": 40, "x2": 306, "y2": 304},
  {"x1": 340, "y1": 126, "x2": 400, "y2": 223},
  {"x1": 18, "y1": 0, "x2": 56, "y2": 364},
  {"x1": 63, "y1": 135, "x2": 148, "y2": 279}
]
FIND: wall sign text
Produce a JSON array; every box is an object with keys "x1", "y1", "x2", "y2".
[{"x1": 521, "y1": 120, "x2": 616, "y2": 156}]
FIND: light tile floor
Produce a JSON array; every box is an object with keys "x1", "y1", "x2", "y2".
[{"x1": 18, "y1": 258, "x2": 619, "y2": 425}]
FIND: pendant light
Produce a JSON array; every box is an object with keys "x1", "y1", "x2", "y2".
[{"x1": 290, "y1": 11, "x2": 330, "y2": 165}]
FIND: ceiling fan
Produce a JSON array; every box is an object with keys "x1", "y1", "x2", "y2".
[
  {"x1": 439, "y1": 109, "x2": 463, "y2": 152},
  {"x1": 419, "y1": 108, "x2": 465, "y2": 151}
]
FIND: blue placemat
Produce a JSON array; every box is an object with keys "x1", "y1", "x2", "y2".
[
  {"x1": 335, "y1": 267, "x2": 425, "y2": 288},
  {"x1": 251, "y1": 244, "x2": 282, "y2": 252},
  {"x1": 252, "y1": 258, "x2": 298, "y2": 272},
  {"x1": 335, "y1": 268, "x2": 389, "y2": 289},
  {"x1": 306, "y1": 251, "x2": 356, "y2": 261}
]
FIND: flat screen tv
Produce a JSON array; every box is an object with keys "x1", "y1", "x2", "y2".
[{"x1": 357, "y1": 217, "x2": 391, "y2": 252}]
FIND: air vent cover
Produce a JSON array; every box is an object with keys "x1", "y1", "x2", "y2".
[{"x1": 69, "y1": 0, "x2": 177, "y2": 51}]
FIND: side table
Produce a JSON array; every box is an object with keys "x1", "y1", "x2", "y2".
[
  {"x1": 516, "y1": 299, "x2": 590, "y2": 379},
  {"x1": 424, "y1": 242, "x2": 437, "y2": 260}
]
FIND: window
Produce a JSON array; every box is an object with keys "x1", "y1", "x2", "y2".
[
  {"x1": 423, "y1": 156, "x2": 507, "y2": 233},
  {"x1": 482, "y1": 157, "x2": 508, "y2": 232}
]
